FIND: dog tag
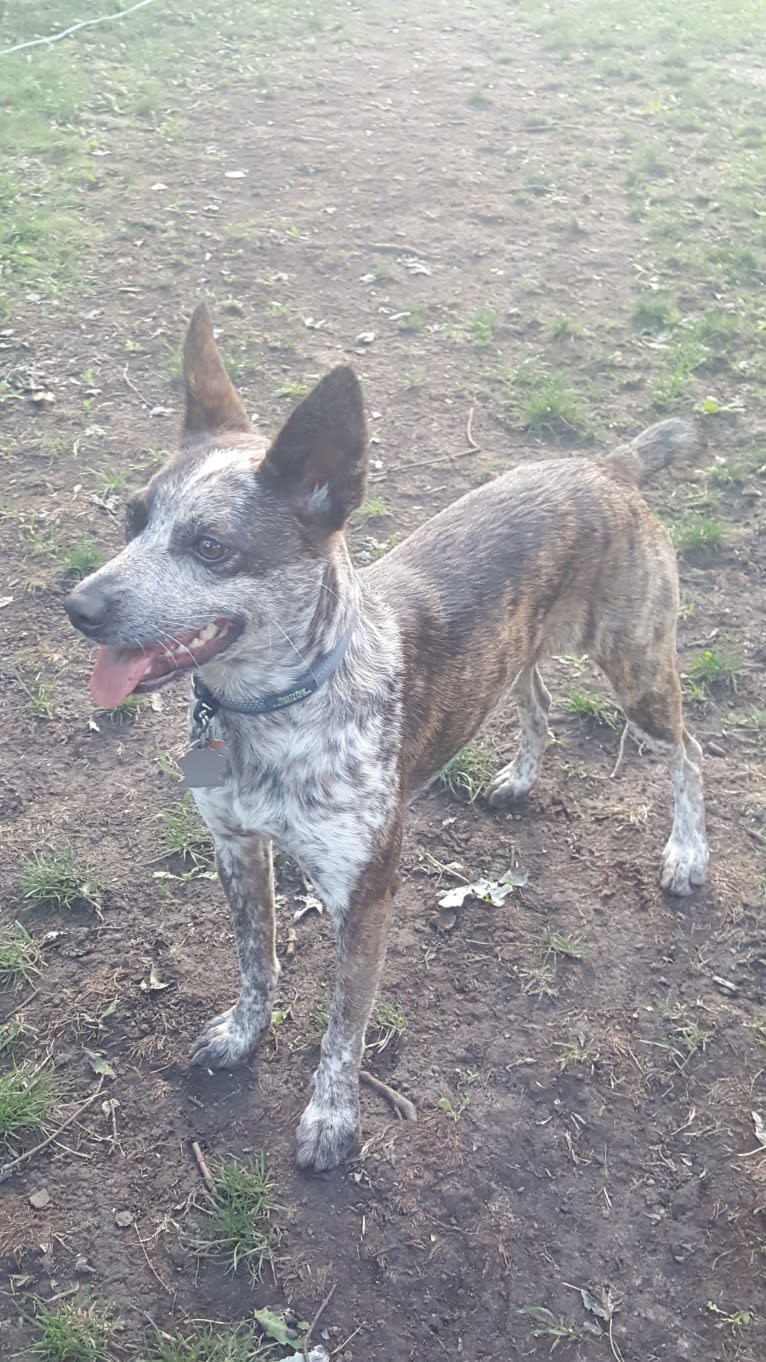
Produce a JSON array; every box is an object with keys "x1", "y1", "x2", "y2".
[{"x1": 179, "y1": 740, "x2": 228, "y2": 790}]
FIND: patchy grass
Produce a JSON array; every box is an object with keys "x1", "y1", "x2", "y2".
[
  {"x1": 0, "y1": 1062, "x2": 54, "y2": 1142},
  {"x1": 500, "y1": 359, "x2": 593, "y2": 438},
  {"x1": 195, "y1": 1156, "x2": 278, "y2": 1282},
  {"x1": 0, "y1": 921, "x2": 42, "y2": 988},
  {"x1": 21, "y1": 847, "x2": 101, "y2": 911},
  {"x1": 15, "y1": 671, "x2": 56, "y2": 720},
  {"x1": 357, "y1": 495, "x2": 392, "y2": 521},
  {"x1": 29, "y1": 1300, "x2": 115, "y2": 1362},
  {"x1": 368, "y1": 998, "x2": 407, "y2": 1053},
  {"x1": 540, "y1": 925, "x2": 587, "y2": 961},
  {"x1": 469, "y1": 308, "x2": 497, "y2": 347},
  {"x1": 439, "y1": 742, "x2": 495, "y2": 802}
]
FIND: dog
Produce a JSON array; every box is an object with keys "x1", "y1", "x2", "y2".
[{"x1": 64, "y1": 304, "x2": 709, "y2": 1171}]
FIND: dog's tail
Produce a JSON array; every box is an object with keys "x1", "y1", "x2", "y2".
[{"x1": 605, "y1": 418, "x2": 701, "y2": 487}]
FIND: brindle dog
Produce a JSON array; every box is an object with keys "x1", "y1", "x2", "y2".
[{"x1": 65, "y1": 305, "x2": 708, "y2": 1171}]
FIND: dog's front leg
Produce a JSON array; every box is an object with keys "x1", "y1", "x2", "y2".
[
  {"x1": 190, "y1": 832, "x2": 278, "y2": 1068},
  {"x1": 296, "y1": 824, "x2": 401, "y2": 1172}
]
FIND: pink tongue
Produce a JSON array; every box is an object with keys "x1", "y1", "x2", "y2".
[{"x1": 90, "y1": 644, "x2": 163, "y2": 708}]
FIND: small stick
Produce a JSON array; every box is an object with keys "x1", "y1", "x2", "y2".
[
  {"x1": 0, "y1": 1083, "x2": 103, "y2": 1183},
  {"x1": 122, "y1": 363, "x2": 151, "y2": 407},
  {"x1": 360, "y1": 1070, "x2": 417, "y2": 1122},
  {"x1": 388, "y1": 442, "x2": 482, "y2": 476},
  {"x1": 191, "y1": 1139, "x2": 215, "y2": 1191},
  {"x1": 134, "y1": 1221, "x2": 172, "y2": 1296},
  {"x1": 465, "y1": 404, "x2": 480, "y2": 451},
  {"x1": 303, "y1": 1281, "x2": 337, "y2": 1362},
  {"x1": 610, "y1": 722, "x2": 629, "y2": 780}
]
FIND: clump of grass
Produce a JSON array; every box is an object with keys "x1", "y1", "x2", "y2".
[
  {"x1": 540, "y1": 925, "x2": 586, "y2": 961},
  {"x1": 396, "y1": 303, "x2": 428, "y2": 332},
  {"x1": 0, "y1": 921, "x2": 41, "y2": 987},
  {"x1": 147, "y1": 1325, "x2": 274, "y2": 1362},
  {"x1": 631, "y1": 293, "x2": 680, "y2": 332},
  {"x1": 93, "y1": 693, "x2": 144, "y2": 724},
  {"x1": 21, "y1": 848, "x2": 100, "y2": 911},
  {"x1": 469, "y1": 309, "x2": 496, "y2": 347},
  {"x1": 59, "y1": 535, "x2": 102, "y2": 581},
  {"x1": 563, "y1": 690, "x2": 620, "y2": 728},
  {"x1": 667, "y1": 511, "x2": 725, "y2": 555},
  {"x1": 501, "y1": 360, "x2": 592, "y2": 439},
  {"x1": 357, "y1": 495, "x2": 391, "y2": 520},
  {"x1": 195, "y1": 1156, "x2": 278, "y2": 1282},
  {"x1": 30, "y1": 1300, "x2": 115, "y2": 1362},
  {"x1": 0, "y1": 1062, "x2": 54, "y2": 1142},
  {"x1": 0, "y1": 1016, "x2": 31, "y2": 1055},
  {"x1": 15, "y1": 671, "x2": 55, "y2": 719},
  {"x1": 159, "y1": 795, "x2": 211, "y2": 866},
  {"x1": 439, "y1": 742, "x2": 495, "y2": 802},
  {"x1": 547, "y1": 313, "x2": 585, "y2": 341},
  {"x1": 519, "y1": 1306, "x2": 598, "y2": 1347},
  {"x1": 368, "y1": 998, "x2": 406, "y2": 1053},
  {"x1": 685, "y1": 647, "x2": 742, "y2": 694},
  {"x1": 273, "y1": 378, "x2": 311, "y2": 400}
]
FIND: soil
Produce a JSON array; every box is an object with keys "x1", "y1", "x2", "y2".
[{"x1": 1, "y1": 4, "x2": 765, "y2": 1361}]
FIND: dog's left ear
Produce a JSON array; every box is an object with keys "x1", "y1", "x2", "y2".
[
  {"x1": 259, "y1": 367, "x2": 368, "y2": 531},
  {"x1": 182, "y1": 302, "x2": 250, "y2": 440}
]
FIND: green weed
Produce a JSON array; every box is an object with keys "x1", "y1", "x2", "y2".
[
  {"x1": 15, "y1": 671, "x2": 56, "y2": 720},
  {"x1": 541, "y1": 925, "x2": 587, "y2": 961},
  {"x1": 368, "y1": 999, "x2": 407, "y2": 1053},
  {"x1": 563, "y1": 690, "x2": 620, "y2": 728},
  {"x1": 146, "y1": 1325, "x2": 275, "y2": 1362},
  {"x1": 58, "y1": 536, "x2": 102, "y2": 582},
  {"x1": 667, "y1": 511, "x2": 725, "y2": 555},
  {"x1": 469, "y1": 309, "x2": 497, "y2": 347},
  {"x1": 685, "y1": 647, "x2": 742, "y2": 694}
]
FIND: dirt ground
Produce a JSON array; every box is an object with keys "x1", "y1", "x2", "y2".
[{"x1": 1, "y1": 2, "x2": 765, "y2": 1359}]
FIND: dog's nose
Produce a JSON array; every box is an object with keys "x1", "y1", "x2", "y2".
[{"x1": 64, "y1": 582, "x2": 111, "y2": 637}]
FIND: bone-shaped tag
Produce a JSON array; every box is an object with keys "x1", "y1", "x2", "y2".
[{"x1": 179, "y1": 741, "x2": 228, "y2": 789}]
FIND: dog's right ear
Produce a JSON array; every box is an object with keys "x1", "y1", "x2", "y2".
[
  {"x1": 182, "y1": 303, "x2": 250, "y2": 441},
  {"x1": 259, "y1": 367, "x2": 368, "y2": 532}
]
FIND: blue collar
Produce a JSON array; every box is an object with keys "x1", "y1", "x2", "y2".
[{"x1": 192, "y1": 625, "x2": 353, "y2": 729}]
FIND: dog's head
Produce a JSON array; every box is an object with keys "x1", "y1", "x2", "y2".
[{"x1": 64, "y1": 304, "x2": 368, "y2": 706}]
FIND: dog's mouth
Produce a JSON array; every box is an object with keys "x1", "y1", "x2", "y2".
[{"x1": 89, "y1": 619, "x2": 243, "y2": 708}]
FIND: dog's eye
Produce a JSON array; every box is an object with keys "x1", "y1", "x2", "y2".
[{"x1": 194, "y1": 536, "x2": 228, "y2": 563}]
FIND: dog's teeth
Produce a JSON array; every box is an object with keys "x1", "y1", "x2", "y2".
[{"x1": 198, "y1": 624, "x2": 217, "y2": 643}]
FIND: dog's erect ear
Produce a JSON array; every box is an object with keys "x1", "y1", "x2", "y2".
[
  {"x1": 182, "y1": 302, "x2": 250, "y2": 440},
  {"x1": 259, "y1": 367, "x2": 368, "y2": 531}
]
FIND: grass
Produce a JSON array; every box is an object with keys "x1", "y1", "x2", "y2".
[
  {"x1": 439, "y1": 742, "x2": 495, "y2": 802},
  {"x1": 195, "y1": 1155, "x2": 278, "y2": 1282},
  {"x1": 500, "y1": 359, "x2": 593, "y2": 439},
  {"x1": 0, "y1": 1062, "x2": 54, "y2": 1142},
  {"x1": 563, "y1": 690, "x2": 620, "y2": 728},
  {"x1": 15, "y1": 671, "x2": 56, "y2": 719},
  {"x1": 540, "y1": 925, "x2": 587, "y2": 961},
  {"x1": 29, "y1": 1300, "x2": 115, "y2": 1362},
  {"x1": 357, "y1": 495, "x2": 392, "y2": 521},
  {"x1": 147, "y1": 1325, "x2": 276, "y2": 1362},
  {"x1": 684, "y1": 647, "x2": 742, "y2": 695},
  {"x1": 667, "y1": 511, "x2": 725, "y2": 555},
  {"x1": 519, "y1": 1305, "x2": 599, "y2": 1347},
  {"x1": 21, "y1": 847, "x2": 100, "y2": 911},
  {"x1": 469, "y1": 308, "x2": 497, "y2": 347},
  {"x1": 368, "y1": 998, "x2": 407, "y2": 1053},
  {"x1": 58, "y1": 536, "x2": 102, "y2": 582},
  {"x1": 0, "y1": 921, "x2": 42, "y2": 988},
  {"x1": 159, "y1": 795, "x2": 211, "y2": 866}
]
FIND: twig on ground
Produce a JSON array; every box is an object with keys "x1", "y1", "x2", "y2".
[
  {"x1": 360, "y1": 1070, "x2": 417, "y2": 1122},
  {"x1": 0, "y1": 1083, "x2": 104, "y2": 1183},
  {"x1": 610, "y1": 722, "x2": 629, "y2": 779},
  {"x1": 0, "y1": 0, "x2": 160, "y2": 58},
  {"x1": 122, "y1": 364, "x2": 151, "y2": 407},
  {"x1": 465, "y1": 404, "x2": 480, "y2": 451},
  {"x1": 190, "y1": 1139, "x2": 215, "y2": 1191},
  {"x1": 135, "y1": 1221, "x2": 172, "y2": 1296},
  {"x1": 304, "y1": 1281, "x2": 337, "y2": 1362}
]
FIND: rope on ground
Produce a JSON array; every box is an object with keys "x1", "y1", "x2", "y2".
[{"x1": 0, "y1": 0, "x2": 160, "y2": 59}]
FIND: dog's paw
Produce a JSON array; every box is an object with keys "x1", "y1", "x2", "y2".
[
  {"x1": 295, "y1": 1095, "x2": 360, "y2": 1172},
  {"x1": 189, "y1": 1002, "x2": 268, "y2": 1069},
  {"x1": 661, "y1": 835, "x2": 709, "y2": 896},
  {"x1": 486, "y1": 757, "x2": 538, "y2": 806}
]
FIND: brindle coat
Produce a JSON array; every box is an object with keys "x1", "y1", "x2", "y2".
[{"x1": 65, "y1": 305, "x2": 708, "y2": 1171}]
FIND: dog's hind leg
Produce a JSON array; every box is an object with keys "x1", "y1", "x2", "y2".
[
  {"x1": 296, "y1": 822, "x2": 401, "y2": 1172},
  {"x1": 189, "y1": 832, "x2": 279, "y2": 1068},
  {"x1": 486, "y1": 666, "x2": 551, "y2": 806},
  {"x1": 609, "y1": 658, "x2": 708, "y2": 896}
]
